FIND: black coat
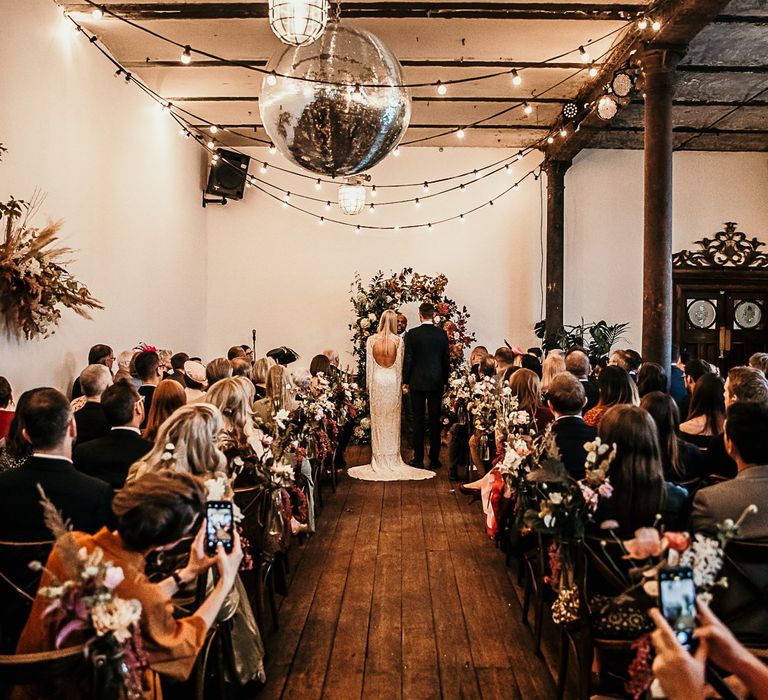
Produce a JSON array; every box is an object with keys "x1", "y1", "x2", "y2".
[
  {"x1": 73, "y1": 401, "x2": 111, "y2": 445},
  {"x1": 580, "y1": 379, "x2": 600, "y2": 413},
  {"x1": 403, "y1": 323, "x2": 450, "y2": 392},
  {"x1": 550, "y1": 416, "x2": 597, "y2": 479},
  {"x1": 699, "y1": 433, "x2": 737, "y2": 480},
  {"x1": 74, "y1": 429, "x2": 153, "y2": 489},
  {"x1": 138, "y1": 385, "x2": 156, "y2": 430},
  {"x1": 0, "y1": 456, "x2": 113, "y2": 541}
]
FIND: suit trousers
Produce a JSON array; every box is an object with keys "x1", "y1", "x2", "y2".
[{"x1": 410, "y1": 389, "x2": 442, "y2": 466}]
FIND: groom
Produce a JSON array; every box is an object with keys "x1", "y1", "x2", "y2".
[{"x1": 402, "y1": 302, "x2": 450, "y2": 469}]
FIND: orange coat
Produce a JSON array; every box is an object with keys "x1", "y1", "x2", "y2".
[{"x1": 16, "y1": 528, "x2": 207, "y2": 699}]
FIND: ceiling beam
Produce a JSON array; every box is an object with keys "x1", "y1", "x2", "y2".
[{"x1": 543, "y1": 0, "x2": 736, "y2": 162}]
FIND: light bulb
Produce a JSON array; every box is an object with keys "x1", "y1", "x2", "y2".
[
  {"x1": 523, "y1": 102, "x2": 533, "y2": 115},
  {"x1": 415, "y1": 198, "x2": 421, "y2": 208},
  {"x1": 513, "y1": 183, "x2": 519, "y2": 191},
  {"x1": 284, "y1": 192, "x2": 290, "y2": 201},
  {"x1": 638, "y1": 17, "x2": 648, "y2": 29},
  {"x1": 394, "y1": 147, "x2": 401, "y2": 157},
  {"x1": 459, "y1": 184, "x2": 466, "y2": 192},
  {"x1": 589, "y1": 66, "x2": 598, "y2": 77},
  {"x1": 511, "y1": 69, "x2": 522, "y2": 86},
  {"x1": 315, "y1": 179, "x2": 322, "y2": 191},
  {"x1": 547, "y1": 135, "x2": 554, "y2": 144},
  {"x1": 474, "y1": 169, "x2": 480, "y2": 179},
  {"x1": 92, "y1": 7, "x2": 103, "y2": 19},
  {"x1": 423, "y1": 182, "x2": 429, "y2": 192},
  {"x1": 371, "y1": 186, "x2": 377, "y2": 197},
  {"x1": 579, "y1": 46, "x2": 591, "y2": 63},
  {"x1": 318, "y1": 217, "x2": 324, "y2": 225},
  {"x1": 207, "y1": 140, "x2": 215, "y2": 149},
  {"x1": 325, "y1": 201, "x2": 331, "y2": 211},
  {"x1": 356, "y1": 225, "x2": 361, "y2": 233},
  {"x1": 652, "y1": 19, "x2": 661, "y2": 30},
  {"x1": 209, "y1": 125, "x2": 218, "y2": 135},
  {"x1": 456, "y1": 128, "x2": 465, "y2": 139},
  {"x1": 394, "y1": 225, "x2": 400, "y2": 231},
  {"x1": 427, "y1": 223, "x2": 432, "y2": 230},
  {"x1": 268, "y1": 143, "x2": 277, "y2": 155},
  {"x1": 266, "y1": 71, "x2": 277, "y2": 86},
  {"x1": 181, "y1": 46, "x2": 192, "y2": 64},
  {"x1": 369, "y1": 204, "x2": 375, "y2": 213},
  {"x1": 459, "y1": 214, "x2": 465, "y2": 223},
  {"x1": 505, "y1": 164, "x2": 512, "y2": 175},
  {"x1": 560, "y1": 127, "x2": 568, "y2": 137},
  {"x1": 436, "y1": 81, "x2": 447, "y2": 96},
  {"x1": 260, "y1": 163, "x2": 268, "y2": 174},
  {"x1": 212, "y1": 154, "x2": 219, "y2": 163}
]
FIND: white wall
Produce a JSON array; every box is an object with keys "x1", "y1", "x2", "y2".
[
  {"x1": 564, "y1": 150, "x2": 768, "y2": 350},
  {"x1": 0, "y1": 0, "x2": 208, "y2": 395}
]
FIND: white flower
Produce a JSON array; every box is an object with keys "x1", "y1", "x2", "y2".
[
  {"x1": 368, "y1": 312, "x2": 377, "y2": 321},
  {"x1": 549, "y1": 492, "x2": 563, "y2": 505},
  {"x1": 104, "y1": 566, "x2": 124, "y2": 590},
  {"x1": 275, "y1": 408, "x2": 290, "y2": 430},
  {"x1": 205, "y1": 475, "x2": 228, "y2": 501},
  {"x1": 434, "y1": 315, "x2": 441, "y2": 323},
  {"x1": 165, "y1": 443, "x2": 175, "y2": 451},
  {"x1": 233, "y1": 456, "x2": 244, "y2": 467},
  {"x1": 543, "y1": 514, "x2": 556, "y2": 528},
  {"x1": 502, "y1": 386, "x2": 512, "y2": 396},
  {"x1": 91, "y1": 598, "x2": 142, "y2": 643},
  {"x1": 360, "y1": 318, "x2": 371, "y2": 330},
  {"x1": 586, "y1": 451, "x2": 597, "y2": 464},
  {"x1": 680, "y1": 534, "x2": 724, "y2": 589},
  {"x1": 513, "y1": 410, "x2": 530, "y2": 426}
]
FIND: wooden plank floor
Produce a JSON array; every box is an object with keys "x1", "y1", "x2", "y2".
[{"x1": 260, "y1": 449, "x2": 556, "y2": 700}]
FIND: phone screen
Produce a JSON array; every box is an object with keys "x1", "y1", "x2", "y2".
[
  {"x1": 205, "y1": 501, "x2": 234, "y2": 556},
  {"x1": 659, "y1": 567, "x2": 697, "y2": 650}
]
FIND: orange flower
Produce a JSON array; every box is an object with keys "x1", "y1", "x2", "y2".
[
  {"x1": 664, "y1": 531, "x2": 690, "y2": 552},
  {"x1": 624, "y1": 527, "x2": 668, "y2": 559}
]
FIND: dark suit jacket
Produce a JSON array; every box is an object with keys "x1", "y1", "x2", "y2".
[
  {"x1": 670, "y1": 365, "x2": 687, "y2": 403},
  {"x1": 0, "y1": 456, "x2": 113, "y2": 541},
  {"x1": 74, "y1": 401, "x2": 111, "y2": 445},
  {"x1": 579, "y1": 379, "x2": 599, "y2": 412},
  {"x1": 138, "y1": 385, "x2": 156, "y2": 429},
  {"x1": 699, "y1": 433, "x2": 737, "y2": 479},
  {"x1": 71, "y1": 375, "x2": 83, "y2": 400},
  {"x1": 551, "y1": 415, "x2": 597, "y2": 479},
  {"x1": 74, "y1": 429, "x2": 153, "y2": 489},
  {"x1": 403, "y1": 323, "x2": 450, "y2": 392}
]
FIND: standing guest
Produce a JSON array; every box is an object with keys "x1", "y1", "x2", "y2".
[
  {"x1": 641, "y1": 391, "x2": 703, "y2": 483},
  {"x1": 636, "y1": 362, "x2": 668, "y2": 397},
  {"x1": 206, "y1": 357, "x2": 233, "y2": 389},
  {"x1": 584, "y1": 365, "x2": 639, "y2": 428},
  {"x1": 71, "y1": 344, "x2": 114, "y2": 399},
  {"x1": 227, "y1": 345, "x2": 247, "y2": 361},
  {"x1": 135, "y1": 350, "x2": 163, "y2": 429},
  {"x1": 183, "y1": 361, "x2": 208, "y2": 403},
  {"x1": 749, "y1": 351, "x2": 768, "y2": 376},
  {"x1": 396, "y1": 313, "x2": 408, "y2": 337},
  {"x1": 72, "y1": 364, "x2": 112, "y2": 445},
  {"x1": 701, "y1": 366, "x2": 768, "y2": 479},
  {"x1": 677, "y1": 358, "x2": 713, "y2": 424},
  {"x1": 168, "y1": 352, "x2": 189, "y2": 387},
  {"x1": 0, "y1": 388, "x2": 113, "y2": 541},
  {"x1": 113, "y1": 349, "x2": 137, "y2": 386},
  {"x1": 669, "y1": 344, "x2": 688, "y2": 403},
  {"x1": 546, "y1": 373, "x2": 596, "y2": 479},
  {"x1": 565, "y1": 349, "x2": 599, "y2": 411},
  {"x1": 0, "y1": 390, "x2": 33, "y2": 472},
  {"x1": 679, "y1": 372, "x2": 725, "y2": 448},
  {"x1": 74, "y1": 382, "x2": 152, "y2": 489},
  {"x1": 0, "y1": 376, "x2": 14, "y2": 441},
  {"x1": 142, "y1": 379, "x2": 187, "y2": 443},
  {"x1": 158, "y1": 349, "x2": 173, "y2": 379},
  {"x1": 541, "y1": 350, "x2": 566, "y2": 394}
]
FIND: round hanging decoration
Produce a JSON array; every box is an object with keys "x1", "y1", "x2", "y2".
[
  {"x1": 268, "y1": 0, "x2": 329, "y2": 46},
  {"x1": 611, "y1": 69, "x2": 636, "y2": 98},
  {"x1": 338, "y1": 179, "x2": 366, "y2": 215},
  {"x1": 259, "y1": 21, "x2": 412, "y2": 176},
  {"x1": 597, "y1": 95, "x2": 618, "y2": 121}
]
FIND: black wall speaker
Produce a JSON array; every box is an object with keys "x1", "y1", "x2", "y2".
[{"x1": 205, "y1": 149, "x2": 250, "y2": 200}]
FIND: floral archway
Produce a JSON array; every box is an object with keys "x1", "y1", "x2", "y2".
[{"x1": 349, "y1": 268, "x2": 475, "y2": 386}]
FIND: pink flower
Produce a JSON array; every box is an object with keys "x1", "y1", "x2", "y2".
[
  {"x1": 104, "y1": 566, "x2": 125, "y2": 590},
  {"x1": 664, "y1": 531, "x2": 690, "y2": 552},
  {"x1": 598, "y1": 482, "x2": 613, "y2": 499},
  {"x1": 579, "y1": 483, "x2": 599, "y2": 511},
  {"x1": 624, "y1": 528, "x2": 668, "y2": 559}
]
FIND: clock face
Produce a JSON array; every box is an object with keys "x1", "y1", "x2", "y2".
[
  {"x1": 611, "y1": 72, "x2": 634, "y2": 98},
  {"x1": 687, "y1": 299, "x2": 717, "y2": 329},
  {"x1": 734, "y1": 300, "x2": 762, "y2": 329}
]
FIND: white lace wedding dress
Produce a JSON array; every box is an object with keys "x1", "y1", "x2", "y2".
[{"x1": 348, "y1": 335, "x2": 435, "y2": 482}]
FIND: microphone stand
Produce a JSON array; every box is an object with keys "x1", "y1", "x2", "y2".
[{"x1": 252, "y1": 329, "x2": 257, "y2": 359}]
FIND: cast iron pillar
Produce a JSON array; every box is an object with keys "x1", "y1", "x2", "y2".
[{"x1": 544, "y1": 159, "x2": 571, "y2": 344}]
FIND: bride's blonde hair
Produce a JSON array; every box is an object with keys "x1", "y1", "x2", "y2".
[{"x1": 378, "y1": 310, "x2": 398, "y2": 337}]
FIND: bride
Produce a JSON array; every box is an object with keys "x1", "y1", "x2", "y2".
[{"x1": 348, "y1": 310, "x2": 434, "y2": 481}]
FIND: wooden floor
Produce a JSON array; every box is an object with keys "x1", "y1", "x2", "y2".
[{"x1": 259, "y1": 449, "x2": 556, "y2": 700}]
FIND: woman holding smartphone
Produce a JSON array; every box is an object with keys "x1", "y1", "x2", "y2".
[{"x1": 16, "y1": 471, "x2": 243, "y2": 698}]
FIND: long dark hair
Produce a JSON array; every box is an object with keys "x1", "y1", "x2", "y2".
[
  {"x1": 636, "y1": 362, "x2": 668, "y2": 397},
  {"x1": 599, "y1": 405, "x2": 666, "y2": 532},
  {"x1": 597, "y1": 365, "x2": 638, "y2": 408},
  {"x1": 687, "y1": 372, "x2": 725, "y2": 434},
  {"x1": 2, "y1": 390, "x2": 34, "y2": 461},
  {"x1": 640, "y1": 391, "x2": 682, "y2": 480}
]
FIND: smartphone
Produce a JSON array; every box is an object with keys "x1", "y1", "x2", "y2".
[
  {"x1": 205, "y1": 501, "x2": 234, "y2": 556},
  {"x1": 658, "y1": 566, "x2": 697, "y2": 651}
]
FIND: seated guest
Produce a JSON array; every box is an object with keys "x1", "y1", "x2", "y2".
[
  {"x1": 253, "y1": 364, "x2": 295, "y2": 422},
  {"x1": 168, "y1": 351, "x2": 189, "y2": 387},
  {"x1": 230, "y1": 357, "x2": 251, "y2": 379},
  {"x1": 0, "y1": 388, "x2": 112, "y2": 541},
  {"x1": 322, "y1": 348, "x2": 340, "y2": 368},
  {"x1": 508, "y1": 368, "x2": 553, "y2": 433},
  {"x1": 669, "y1": 344, "x2": 688, "y2": 404},
  {"x1": 636, "y1": 362, "x2": 668, "y2": 397},
  {"x1": 0, "y1": 390, "x2": 33, "y2": 472},
  {"x1": 520, "y1": 353, "x2": 542, "y2": 378},
  {"x1": 584, "y1": 365, "x2": 639, "y2": 428},
  {"x1": 546, "y1": 373, "x2": 596, "y2": 479},
  {"x1": 677, "y1": 358, "x2": 713, "y2": 425},
  {"x1": 207, "y1": 378, "x2": 262, "y2": 464},
  {"x1": 72, "y1": 364, "x2": 112, "y2": 445},
  {"x1": 541, "y1": 351, "x2": 566, "y2": 394},
  {"x1": 74, "y1": 382, "x2": 153, "y2": 488},
  {"x1": 469, "y1": 345, "x2": 489, "y2": 379},
  {"x1": 17, "y1": 471, "x2": 244, "y2": 698},
  {"x1": 479, "y1": 354, "x2": 496, "y2": 378},
  {"x1": 691, "y1": 402, "x2": 768, "y2": 644},
  {"x1": 240, "y1": 344, "x2": 254, "y2": 364},
  {"x1": 679, "y1": 372, "x2": 725, "y2": 448},
  {"x1": 251, "y1": 356, "x2": 275, "y2": 400},
  {"x1": 565, "y1": 349, "x2": 599, "y2": 411},
  {"x1": 494, "y1": 347, "x2": 516, "y2": 385},
  {"x1": 527, "y1": 347, "x2": 543, "y2": 360},
  {"x1": 227, "y1": 345, "x2": 247, "y2": 361},
  {"x1": 143, "y1": 379, "x2": 186, "y2": 443},
  {"x1": 608, "y1": 349, "x2": 631, "y2": 372},
  {"x1": 640, "y1": 391, "x2": 703, "y2": 483},
  {"x1": 309, "y1": 353, "x2": 332, "y2": 377},
  {"x1": 701, "y1": 366, "x2": 768, "y2": 479},
  {"x1": 206, "y1": 357, "x2": 233, "y2": 389},
  {"x1": 71, "y1": 343, "x2": 114, "y2": 399},
  {"x1": 592, "y1": 354, "x2": 608, "y2": 379},
  {"x1": 0, "y1": 376, "x2": 14, "y2": 441},
  {"x1": 749, "y1": 351, "x2": 768, "y2": 377},
  {"x1": 135, "y1": 350, "x2": 163, "y2": 429},
  {"x1": 625, "y1": 349, "x2": 642, "y2": 382},
  {"x1": 113, "y1": 349, "x2": 137, "y2": 386},
  {"x1": 595, "y1": 405, "x2": 688, "y2": 535},
  {"x1": 183, "y1": 360, "x2": 207, "y2": 403}
]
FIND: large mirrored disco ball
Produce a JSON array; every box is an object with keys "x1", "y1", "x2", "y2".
[{"x1": 259, "y1": 22, "x2": 411, "y2": 176}]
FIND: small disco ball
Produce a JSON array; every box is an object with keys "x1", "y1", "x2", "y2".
[{"x1": 259, "y1": 21, "x2": 412, "y2": 177}]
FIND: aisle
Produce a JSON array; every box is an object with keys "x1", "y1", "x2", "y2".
[{"x1": 259, "y1": 455, "x2": 555, "y2": 700}]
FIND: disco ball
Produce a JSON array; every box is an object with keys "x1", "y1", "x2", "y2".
[{"x1": 259, "y1": 21, "x2": 411, "y2": 176}]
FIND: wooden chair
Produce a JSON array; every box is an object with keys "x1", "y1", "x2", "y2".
[
  {"x1": 521, "y1": 532, "x2": 548, "y2": 656},
  {"x1": 0, "y1": 645, "x2": 88, "y2": 699}
]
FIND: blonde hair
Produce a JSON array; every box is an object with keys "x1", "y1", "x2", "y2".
[
  {"x1": 206, "y1": 357, "x2": 233, "y2": 386},
  {"x1": 378, "y1": 310, "x2": 398, "y2": 337},
  {"x1": 541, "y1": 352, "x2": 567, "y2": 392},
  {"x1": 129, "y1": 403, "x2": 226, "y2": 481},
  {"x1": 206, "y1": 377, "x2": 255, "y2": 442},
  {"x1": 266, "y1": 364, "x2": 294, "y2": 410},
  {"x1": 252, "y1": 357, "x2": 276, "y2": 385}
]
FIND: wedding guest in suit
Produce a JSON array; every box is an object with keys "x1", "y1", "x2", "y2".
[
  {"x1": 206, "y1": 357, "x2": 233, "y2": 390},
  {"x1": 546, "y1": 372, "x2": 596, "y2": 479},
  {"x1": 0, "y1": 376, "x2": 14, "y2": 441},
  {"x1": 669, "y1": 345, "x2": 688, "y2": 403},
  {"x1": 584, "y1": 365, "x2": 639, "y2": 428},
  {"x1": 74, "y1": 381, "x2": 152, "y2": 489},
  {"x1": 71, "y1": 344, "x2": 114, "y2": 399},
  {"x1": 677, "y1": 358, "x2": 713, "y2": 424},
  {"x1": 403, "y1": 302, "x2": 450, "y2": 469},
  {"x1": 541, "y1": 350, "x2": 566, "y2": 394},
  {"x1": 0, "y1": 388, "x2": 113, "y2": 541},
  {"x1": 135, "y1": 350, "x2": 163, "y2": 429},
  {"x1": 641, "y1": 391, "x2": 703, "y2": 483},
  {"x1": 72, "y1": 364, "x2": 112, "y2": 445},
  {"x1": 168, "y1": 352, "x2": 189, "y2": 387},
  {"x1": 183, "y1": 360, "x2": 208, "y2": 403},
  {"x1": 701, "y1": 366, "x2": 768, "y2": 479},
  {"x1": 142, "y1": 379, "x2": 187, "y2": 443},
  {"x1": 749, "y1": 352, "x2": 768, "y2": 377},
  {"x1": 565, "y1": 349, "x2": 599, "y2": 412},
  {"x1": 679, "y1": 372, "x2": 725, "y2": 449}
]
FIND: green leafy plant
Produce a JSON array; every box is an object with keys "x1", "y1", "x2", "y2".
[{"x1": 534, "y1": 318, "x2": 630, "y2": 356}]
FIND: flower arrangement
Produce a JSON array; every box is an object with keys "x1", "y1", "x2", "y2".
[
  {"x1": 31, "y1": 487, "x2": 147, "y2": 698},
  {"x1": 0, "y1": 160, "x2": 102, "y2": 338}
]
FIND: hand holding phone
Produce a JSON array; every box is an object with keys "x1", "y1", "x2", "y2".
[
  {"x1": 658, "y1": 566, "x2": 697, "y2": 652},
  {"x1": 205, "y1": 501, "x2": 234, "y2": 556}
]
